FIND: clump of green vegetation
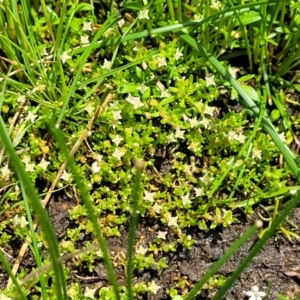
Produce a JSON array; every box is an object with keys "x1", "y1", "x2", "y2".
[{"x1": 0, "y1": 0, "x2": 300, "y2": 299}]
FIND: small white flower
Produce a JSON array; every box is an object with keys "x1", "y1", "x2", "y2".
[
  {"x1": 290, "y1": 189, "x2": 297, "y2": 195},
  {"x1": 22, "y1": 156, "x2": 31, "y2": 164},
  {"x1": 83, "y1": 22, "x2": 93, "y2": 31},
  {"x1": 166, "y1": 133, "x2": 175, "y2": 143},
  {"x1": 175, "y1": 129, "x2": 185, "y2": 139},
  {"x1": 91, "y1": 161, "x2": 100, "y2": 173},
  {"x1": 160, "y1": 89, "x2": 171, "y2": 98},
  {"x1": 167, "y1": 215, "x2": 178, "y2": 227},
  {"x1": 244, "y1": 285, "x2": 266, "y2": 300},
  {"x1": 136, "y1": 245, "x2": 148, "y2": 255},
  {"x1": 112, "y1": 148, "x2": 126, "y2": 160},
  {"x1": 40, "y1": 48, "x2": 48, "y2": 56},
  {"x1": 118, "y1": 19, "x2": 125, "y2": 28},
  {"x1": 236, "y1": 133, "x2": 246, "y2": 144},
  {"x1": 188, "y1": 117, "x2": 199, "y2": 128},
  {"x1": 80, "y1": 35, "x2": 89, "y2": 44},
  {"x1": 0, "y1": 294, "x2": 12, "y2": 300},
  {"x1": 19, "y1": 216, "x2": 28, "y2": 228},
  {"x1": 228, "y1": 66, "x2": 239, "y2": 78},
  {"x1": 112, "y1": 110, "x2": 122, "y2": 120},
  {"x1": 157, "y1": 57, "x2": 167, "y2": 67},
  {"x1": 17, "y1": 94, "x2": 26, "y2": 104},
  {"x1": 144, "y1": 191, "x2": 156, "y2": 202},
  {"x1": 85, "y1": 103, "x2": 95, "y2": 114},
  {"x1": 181, "y1": 194, "x2": 191, "y2": 205},
  {"x1": 25, "y1": 163, "x2": 35, "y2": 172},
  {"x1": 103, "y1": 58, "x2": 111, "y2": 70},
  {"x1": 61, "y1": 170, "x2": 72, "y2": 182},
  {"x1": 148, "y1": 281, "x2": 161, "y2": 294},
  {"x1": 157, "y1": 231, "x2": 167, "y2": 240},
  {"x1": 205, "y1": 74, "x2": 216, "y2": 87},
  {"x1": 126, "y1": 94, "x2": 143, "y2": 109},
  {"x1": 139, "y1": 9, "x2": 149, "y2": 20},
  {"x1": 38, "y1": 158, "x2": 50, "y2": 170},
  {"x1": 174, "y1": 48, "x2": 183, "y2": 60},
  {"x1": 278, "y1": 132, "x2": 286, "y2": 143},
  {"x1": 137, "y1": 83, "x2": 148, "y2": 94},
  {"x1": 26, "y1": 111, "x2": 38, "y2": 123},
  {"x1": 1, "y1": 165, "x2": 12, "y2": 178},
  {"x1": 227, "y1": 131, "x2": 237, "y2": 141},
  {"x1": 203, "y1": 105, "x2": 215, "y2": 116},
  {"x1": 252, "y1": 149, "x2": 262, "y2": 160},
  {"x1": 84, "y1": 286, "x2": 96, "y2": 298},
  {"x1": 200, "y1": 173, "x2": 212, "y2": 185},
  {"x1": 210, "y1": 1, "x2": 222, "y2": 9},
  {"x1": 195, "y1": 187, "x2": 205, "y2": 197},
  {"x1": 152, "y1": 203, "x2": 162, "y2": 214},
  {"x1": 60, "y1": 51, "x2": 72, "y2": 64},
  {"x1": 112, "y1": 135, "x2": 124, "y2": 146},
  {"x1": 199, "y1": 117, "x2": 211, "y2": 129}
]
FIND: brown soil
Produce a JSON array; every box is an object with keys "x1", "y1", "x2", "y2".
[{"x1": 1, "y1": 199, "x2": 300, "y2": 299}]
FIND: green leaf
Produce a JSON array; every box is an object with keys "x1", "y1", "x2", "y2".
[
  {"x1": 121, "y1": 1, "x2": 144, "y2": 10},
  {"x1": 235, "y1": 12, "x2": 261, "y2": 26},
  {"x1": 73, "y1": 3, "x2": 94, "y2": 13},
  {"x1": 237, "y1": 74, "x2": 255, "y2": 82},
  {"x1": 241, "y1": 85, "x2": 259, "y2": 101}
]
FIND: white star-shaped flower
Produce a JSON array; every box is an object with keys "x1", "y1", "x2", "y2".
[
  {"x1": 167, "y1": 215, "x2": 178, "y2": 227},
  {"x1": 103, "y1": 58, "x2": 111, "y2": 70},
  {"x1": 195, "y1": 187, "x2": 205, "y2": 197},
  {"x1": 25, "y1": 163, "x2": 35, "y2": 172},
  {"x1": 160, "y1": 89, "x2": 171, "y2": 98},
  {"x1": 252, "y1": 149, "x2": 262, "y2": 160},
  {"x1": 236, "y1": 133, "x2": 246, "y2": 143},
  {"x1": 60, "y1": 51, "x2": 72, "y2": 64},
  {"x1": 174, "y1": 48, "x2": 183, "y2": 60},
  {"x1": 166, "y1": 133, "x2": 175, "y2": 143},
  {"x1": 244, "y1": 285, "x2": 266, "y2": 300},
  {"x1": 26, "y1": 111, "x2": 38, "y2": 123},
  {"x1": 148, "y1": 281, "x2": 161, "y2": 294},
  {"x1": 204, "y1": 105, "x2": 215, "y2": 116},
  {"x1": 1, "y1": 165, "x2": 12, "y2": 178},
  {"x1": 112, "y1": 110, "x2": 122, "y2": 120},
  {"x1": 80, "y1": 35, "x2": 89, "y2": 44},
  {"x1": 126, "y1": 94, "x2": 143, "y2": 109},
  {"x1": 17, "y1": 94, "x2": 26, "y2": 104},
  {"x1": 112, "y1": 148, "x2": 126, "y2": 160},
  {"x1": 199, "y1": 117, "x2": 211, "y2": 129},
  {"x1": 157, "y1": 231, "x2": 167, "y2": 240},
  {"x1": 200, "y1": 173, "x2": 212, "y2": 185},
  {"x1": 84, "y1": 286, "x2": 96, "y2": 298},
  {"x1": 139, "y1": 9, "x2": 149, "y2": 20},
  {"x1": 83, "y1": 22, "x2": 92, "y2": 31},
  {"x1": 61, "y1": 170, "x2": 72, "y2": 182},
  {"x1": 227, "y1": 131, "x2": 237, "y2": 141},
  {"x1": 152, "y1": 203, "x2": 162, "y2": 214},
  {"x1": 144, "y1": 191, "x2": 156, "y2": 202},
  {"x1": 181, "y1": 194, "x2": 191, "y2": 205},
  {"x1": 112, "y1": 135, "x2": 124, "y2": 146},
  {"x1": 205, "y1": 74, "x2": 216, "y2": 87},
  {"x1": 136, "y1": 245, "x2": 148, "y2": 255},
  {"x1": 137, "y1": 83, "x2": 148, "y2": 94},
  {"x1": 188, "y1": 117, "x2": 199, "y2": 128},
  {"x1": 278, "y1": 132, "x2": 286, "y2": 143},
  {"x1": 175, "y1": 129, "x2": 185, "y2": 139},
  {"x1": 157, "y1": 57, "x2": 167, "y2": 67},
  {"x1": 19, "y1": 216, "x2": 28, "y2": 228},
  {"x1": 85, "y1": 103, "x2": 95, "y2": 114},
  {"x1": 38, "y1": 158, "x2": 50, "y2": 170}
]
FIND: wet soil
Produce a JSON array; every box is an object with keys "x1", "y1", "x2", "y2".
[{"x1": 1, "y1": 200, "x2": 300, "y2": 299}]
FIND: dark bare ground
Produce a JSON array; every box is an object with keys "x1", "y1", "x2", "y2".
[{"x1": 1, "y1": 198, "x2": 300, "y2": 300}]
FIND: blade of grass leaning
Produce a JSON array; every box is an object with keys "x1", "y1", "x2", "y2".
[
  {"x1": 126, "y1": 160, "x2": 143, "y2": 299},
  {"x1": 213, "y1": 191, "x2": 300, "y2": 300},
  {"x1": 0, "y1": 115, "x2": 67, "y2": 299},
  {"x1": 72, "y1": 0, "x2": 284, "y2": 55},
  {"x1": 48, "y1": 91, "x2": 121, "y2": 300},
  {"x1": 19, "y1": 182, "x2": 47, "y2": 300},
  {"x1": 0, "y1": 249, "x2": 27, "y2": 299},
  {"x1": 56, "y1": 12, "x2": 119, "y2": 127},
  {"x1": 185, "y1": 223, "x2": 259, "y2": 300},
  {"x1": 179, "y1": 34, "x2": 300, "y2": 181}
]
